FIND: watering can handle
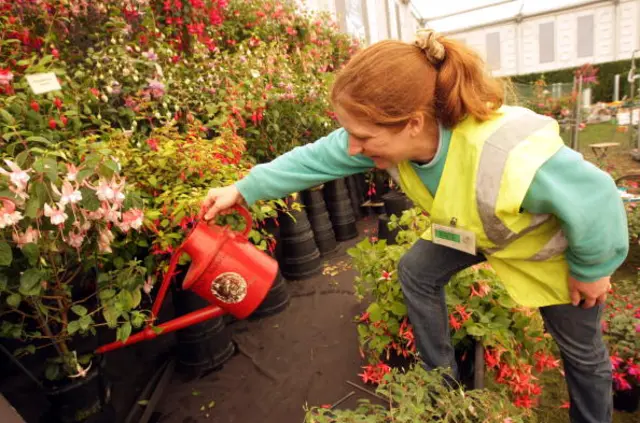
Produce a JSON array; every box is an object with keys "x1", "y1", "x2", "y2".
[{"x1": 228, "y1": 204, "x2": 253, "y2": 238}]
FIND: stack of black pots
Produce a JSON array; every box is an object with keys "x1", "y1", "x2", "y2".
[
  {"x1": 301, "y1": 185, "x2": 338, "y2": 256},
  {"x1": 276, "y1": 196, "x2": 322, "y2": 280},
  {"x1": 323, "y1": 178, "x2": 358, "y2": 241},
  {"x1": 377, "y1": 190, "x2": 414, "y2": 245}
]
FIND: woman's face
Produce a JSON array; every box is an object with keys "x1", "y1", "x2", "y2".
[{"x1": 335, "y1": 104, "x2": 423, "y2": 170}]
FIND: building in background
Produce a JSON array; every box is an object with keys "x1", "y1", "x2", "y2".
[
  {"x1": 419, "y1": 0, "x2": 639, "y2": 78},
  {"x1": 302, "y1": 0, "x2": 420, "y2": 44}
]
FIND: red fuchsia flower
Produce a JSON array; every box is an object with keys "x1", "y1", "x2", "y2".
[
  {"x1": 30, "y1": 100, "x2": 40, "y2": 112},
  {"x1": 379, "y1": 270, "x2": 393, "y2": 281},
  {"x1": 358, "y1": 362, "x2": 391, "y2": 385},
  {"x1": 51, "y1": 48, "x2": 59, "y2": 59},
  {"x1": 627, "y1": 362, "x2": 640, "y2": 381},
  {"x1": 146, "y1": 138, "x2": 159, "y2": 151},
  {"x1": 533, "y1": 351, "x2": 560, "y2": 373},
  {"x1": 48, "y1": 118, "x2": 57, "y2": 129},
  {"x1": 60, "y1": 115, "x2": 68, "y2": 126},
  {"x1": 90, "y1": 88, "x2": 100, "y2": 97},
  {"x1": 610, "y1": 354, "x2": 624, "y2": 370},
  {"x1": 513, "y1": 394, "x2": 535, "y2": 408},
  {"x1": 0, "y1": 69, "x2": 13, "y2": 86},
  {"x1": 613, "y1": 372, "x2": 632, "y2": 390},
  {"x1": 455, "y1": 304, "x2": 472, "y2": 322},
  {"x1": 560, "y1": 401, "x2": 570, "y2": 409},
  {"x1": 449, "y1": 313, "x2": 461, "y2": 330},
  {"x1": 357, "y1": 312, "x2": 369, "y2": 322},
  {"x1": 53, "y1": 97, "x2": 63, "y2": 109}
]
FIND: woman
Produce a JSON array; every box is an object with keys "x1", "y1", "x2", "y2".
[{"x1": 200, "y1": 29, "x2": 627, "y2": 423}]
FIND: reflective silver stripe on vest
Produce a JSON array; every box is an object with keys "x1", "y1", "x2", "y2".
[
  {"x1": 528, "y1": 229, "x2": 568, "y2": 261},
  {"x1": 476, "y1": 111, "x2": 567, "y2": 259}
]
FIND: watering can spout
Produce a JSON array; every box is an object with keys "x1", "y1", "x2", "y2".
[{"x1": 95, "y1": 205, "x2": 278, "y2": 354}]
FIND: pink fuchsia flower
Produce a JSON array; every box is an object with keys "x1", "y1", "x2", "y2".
[
  {"x1": 143, "y1": 276, "x2": 154, "y2": 294},
  {"x1": 0, "y1": 69, "x2": 14, "y2": 86},
  {"x1": 51, "y1": 181, "x2": 82, "y2": 207},
  {"x1": 97, "y1": 228, "x2": 114, "y2": 253},
  {"x1": 378, "y1": 270, "x2": 393, "y2": 281},
  {"x1": 66, "y1": 230, "x2": 85, "y2": 249},
  {"x1": 44, "y1": 203, "x2": 68, "y2": 225},
  {"x1": 613, "y1": 372, "x2": 632, "y2": 390},
  {"x1": 119, "y1": 209, "x2": 143, "y2": 232},
  {"x1": 142, "y1": 49, "x2": 158, "y2": 61},
  {"x1": 12, "y1": 227, "x2": 40, "y2": 248},
  {"x1": 65, "y1": 163, "x2": 80, "y2": 181},
  {"x1": 610, "y1": 354, "x2": 624, "y2": 370},
  {"x1": 0, "y1": 197, "x2": 23, "y2": 228},
  {"x1": 0, "y1": 159, "x2": 30, "y2": 192},
  {"x1": 93, "y1": 177, "x2": 125, "y2": 204}
]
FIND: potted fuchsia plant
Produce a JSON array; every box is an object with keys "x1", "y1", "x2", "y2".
[
  {"x1": 602, "y1": 283, "x2": 640, "y2": 412},
  {"x1": 0, "y1": 146, "x2": 149, "y2": 422}
]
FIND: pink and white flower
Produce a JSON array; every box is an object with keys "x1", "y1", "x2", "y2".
[
  {"x1": 44, "y1": 203, "x2": 68, "y2": 225},
  {"x1": 101, "y1": 202, "x2": 121, "y2": 223},
  {"x1": 94, "y1": 177, "x2": 125, "y2": 204},
  {"x1": 0, "y1": 197, "x2": 23, "y2": 228},
  {"x1": 0, "y1": 159, "x2": 30, "y2": 192},
  {"x1": 52, "y1": 181, "x2": 82, "y2": 207},
  {"x1": 65, "y1": 163, "x2": 80, "y2": 181},
  {"x1": 119, "y1": 208, "x2": 143, "y2": 232},
  {"x1": 67, "y1": 230, "x2": 85, "y2": 249},
  {"x1": 0, "y1": 69, "x2": 14, "y2": 86},
  {"x1": 12, "y1": 227, "x2": 40, "y2": 248},
  {"x1": 97, "y1": 228, "x2": 114, "y2": 253}
]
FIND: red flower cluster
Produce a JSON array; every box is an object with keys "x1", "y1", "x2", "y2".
[{"x1": 359, "y1": 362, "x2": 391, "y2": 385}]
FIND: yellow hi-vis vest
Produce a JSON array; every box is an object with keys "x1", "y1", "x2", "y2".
[{"x1": 394, "y1": 105, "x2": 571, "y2": 308}]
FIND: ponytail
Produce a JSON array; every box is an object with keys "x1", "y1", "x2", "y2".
[{"x1": 435, "y1": 38, "x2": 505, "y2": 128}]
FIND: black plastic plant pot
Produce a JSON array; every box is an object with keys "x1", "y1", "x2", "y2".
[
  {"x1": 280, "y1": 249, "x2": 322, "y2": 280},
  {"x1": 306, "y1": 211, "x2": 338, "y2": 256},
  {"x1": 345, "y1": 175, "x2": 363, "y2": 220},
  {"x1": 323, "y1": 178, "x2": 350, "y2": 202},
  {"x1": 382, "y1": 190, "x2": 414, "y2": 218},
  {"x1": 613, "y1": 386, "x2": 640, "y2": 413},
  {"x1": 172, "y1": 288, "x2": 235, "y2": 377},
  {"x1": 251, "y1": 270, "x2": 290, "y2": 318},
  {"x1": 43, "y1": 357, "x2": 114, "y2": 423},
  {"x1": 377, "y1": 214, "x2": 400, "y2": 245}
]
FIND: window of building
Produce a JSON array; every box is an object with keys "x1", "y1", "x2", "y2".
[
  {"x1": 577, "y1": 15, "x2": 594, "y2": 57},
  {"x1": 486, "y1": 31, "x2": 501, "y2": 69},
  {"x1": 539, "y1": 22, "x2": 555, "y2": 64}
]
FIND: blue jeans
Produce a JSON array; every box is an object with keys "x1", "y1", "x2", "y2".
[{"x1": 397, "y1": 238, "x2": 612, "y2": 423}]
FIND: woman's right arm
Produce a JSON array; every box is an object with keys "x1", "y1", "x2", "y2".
[{"x1": 234, "y1": 127, "x2": 374, "y2": 206}]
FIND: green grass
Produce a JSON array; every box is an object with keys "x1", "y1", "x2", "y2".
[{"x1": 559, "y1": 121, "x2": 632, "y2": 151}]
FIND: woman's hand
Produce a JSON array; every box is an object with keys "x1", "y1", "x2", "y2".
[
  {"x1": 199, "y1": 185, "x2": 245, "y2": 222},
  {"x1": 568, "y1": 276, "x2": 611, "y2": 308}
]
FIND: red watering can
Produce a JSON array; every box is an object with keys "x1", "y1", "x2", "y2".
[{"x1": 96, "y1": 205, "x2": 277, "y2": 354}]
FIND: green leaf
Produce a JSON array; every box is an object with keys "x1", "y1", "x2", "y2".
[
  {"x1": 99, "y1": 289, "x2": 116, "y2": 301},
  {"x1": 466, "y1": 325, "x2": 486, "y2": 337},
  {"x1": 71, "y1": 305, "x2": 88, "y2": 317},
  {"x1": 79, "y1": 315, "x2": 92, "y2": 330},
  {"x1": 0, "y1": 274, "x2": 7, "y2": 291},
  {"x1": 45, "y1": 364, "x2": 60, "y2": 381},
  {"x1": 26, "y1": 136, "x2": 50, "y2": 144},
  {"x1": 0, "y1": 108, "x2": 15, "y2": 124},
  {"x1": 117, "y1": 322, "x2": 132, "y2": 342},
  {"x1": 102, "y1": 306, "x2": 119, "y2": 328},
  {"x1": 367, "y1": 303, "x2": 382, "y2": 322},
  {"x1": 117, "y1": 290, "x2": 134, "y2": 311},
  {"x1": 131, "y1": 289, "x2": 142, "y2": 308},
  {"x1": 0, "y1": 242, "x2": 12, "y2": 266},
  {"x1": 137, "y1": 400, "x2": 149, "y2": 406},
  {"x1": 390, "y1": 301, "x2": 407, "y2": 317},
  {"x1": 79, "y1": 187, "x2": 100, "y2": 211},
  {"x1": 67, "y1": 320, "x2": 80, "y2": 335},
  {"x1": 19, "y1": 269, "x2": 42, "y2": 296},
  {"x1": 150, "y1": 325, "x2": 164, "y2": 335},
  {"x1": 6, "y1": 293, "x2": 21, "y2": 308},
  {"x1": 21, "y1": 243, "x2": 40, "y2": 266}
]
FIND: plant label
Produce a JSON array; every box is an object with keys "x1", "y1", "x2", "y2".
[
  {"x1": 432, "y1": 223, "x2": 476, "y2": 255},
  {"x1": 26, "y1": 73, "x2": 62, "y2": 95}
]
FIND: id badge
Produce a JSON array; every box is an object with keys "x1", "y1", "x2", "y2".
[{"x1": 432, "y1": 223, "x2": 477, "y2": 255}]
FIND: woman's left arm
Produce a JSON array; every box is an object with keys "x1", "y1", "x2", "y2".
[{"x1": 521, "y1": 146, "x2": 629, "y2": 302}]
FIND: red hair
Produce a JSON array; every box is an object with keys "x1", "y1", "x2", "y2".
[{"x1": 330, "y1": 37, "x2": 504, "y2": 129}]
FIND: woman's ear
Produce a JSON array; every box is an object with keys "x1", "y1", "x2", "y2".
[{"x1": 407, "y1": 113, "x2": 425, "y2": 137}]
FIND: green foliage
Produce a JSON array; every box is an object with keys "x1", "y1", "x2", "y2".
[{"x1": 304, "y1": 366, "x2": 535, "y2": 423}]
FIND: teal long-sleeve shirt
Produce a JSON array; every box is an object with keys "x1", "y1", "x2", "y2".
[{"x1": 235, "y1": 127, "x2": 629, "y2": 283}]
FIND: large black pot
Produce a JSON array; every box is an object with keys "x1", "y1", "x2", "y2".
[
  {"x1": 381, "y1": 190, "x2": 414, "y2": 218},
  {"x1": 377, "y1": 213, "x2": 400, "y2": 245},
  {"x1": 277, "y1": 198, "x2": 322, "y2": 280},
  {"x1": 172, "y1": 287, "x2": 235, "y2": 378},
  {"x1": 251, "y1": 269, "x2": 290, "y2": 318},
  {"x1": 301, "y1": 186, "x2": 338, "y2": 256},
  {"x1": 613, "y1": 385, "x2": 640, "y2": 412},
  {"x1": 323, "y1": 179, "x2": 358, "y2": 241},
  {"x1": 42, "y1": 357, "x2": 114, "y2": 423}
]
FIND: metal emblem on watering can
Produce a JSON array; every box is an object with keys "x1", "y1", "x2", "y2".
[{"x1": 95, "y1": 205, "x2": 278, "y2": 354}]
